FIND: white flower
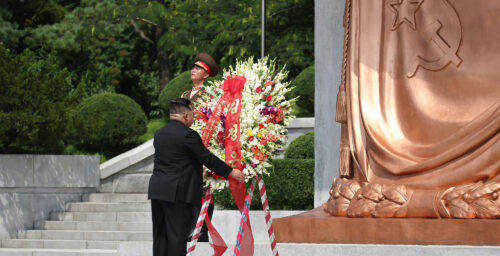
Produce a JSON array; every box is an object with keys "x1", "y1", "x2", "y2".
[{"x1": 191, "y1": 57, "x2": 295, "y2": 190}]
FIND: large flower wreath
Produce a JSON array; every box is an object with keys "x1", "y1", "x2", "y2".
[{"x1": 191, "y1": 57, "x2": 295, "y2": 191}]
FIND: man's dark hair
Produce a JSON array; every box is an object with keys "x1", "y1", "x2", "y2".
[{"x1": 169, "y1": 98, "x2": 192, "y2": 115}]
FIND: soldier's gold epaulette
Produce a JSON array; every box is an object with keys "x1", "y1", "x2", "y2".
[{"x1": 181, "y1": 90, "x2": 191, "y2": 99}]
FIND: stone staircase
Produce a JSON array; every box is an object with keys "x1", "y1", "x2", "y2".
[
  {"x1": 3, "y1": 193, "x2": 498, "y2": 256},
  {"x1": 0, "y1": 193, "x2": 150, "y2": 256}
]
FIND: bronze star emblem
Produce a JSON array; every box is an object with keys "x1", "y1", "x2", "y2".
[{"x1": 388, "y1": 0, "x2": 424, "y2": 30}]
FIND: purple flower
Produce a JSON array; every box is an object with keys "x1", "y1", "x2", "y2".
[
  {"x1": 220, "y1": 113, "x2": 226, "y2": 128},
  {"x1": 251, "y1": 163, "x2": 257, "y2": 167},
  {"x1": 200, "y1": 107, "x2": 212, "y2": 119},
  {"x1": 260, "y1": 107, "x2": 278, "y2": 115}
]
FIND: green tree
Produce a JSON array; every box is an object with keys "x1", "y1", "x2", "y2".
[
  {"x1": 0, "y1": 8, "x2": 24, "y2": 50},
  {"x1": 22, "y1": 0, "x2": 159, "y2": 117},
  {"x1": 0, "y1": 44, "x2": 82, "y2": 154},
  {"x1": 266, "y1": 0, "x2": 314, "y2": 77},
  {"x1": 0, "y1": 0, "x2": 314, "y2": 154},
  {"x1": 102, "y1": 0, "x2": 313, "y2": 84}
]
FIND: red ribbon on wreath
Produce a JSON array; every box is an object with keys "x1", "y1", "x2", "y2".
[{"x1": 200, "y1": 75, "x2": 254, "y2": 256}]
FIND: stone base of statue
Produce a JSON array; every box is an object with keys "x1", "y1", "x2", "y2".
[
  {"x1": 275, "y1": 0, "x2": 500, "y2": 248},
  {"x1": 273, "y1": 207, "x2": 500, "y2": 245}
]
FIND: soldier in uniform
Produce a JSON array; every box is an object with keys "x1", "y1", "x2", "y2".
[
  {"x1": 182, "y1": 53, "x2": 219, "y2": 242},
  {"x1": 181, "y1": 52, "x2": 219, "y2": 105}
]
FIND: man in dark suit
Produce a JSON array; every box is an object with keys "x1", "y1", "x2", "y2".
[
  {"x1": 148, "y1": 98, "x2": 245, "y2": 256},
  {"x1": 181, "y1": 53, "x2": 219, "y2": 242}
]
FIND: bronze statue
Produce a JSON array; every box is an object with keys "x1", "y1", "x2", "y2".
[{"x1": 324, "y1": 0, "x2": 500, "y2": 219}]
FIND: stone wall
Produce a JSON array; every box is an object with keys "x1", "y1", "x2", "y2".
[
  {"x1": 0, "y1": 155, "x2": 100, "y2": 239},
  {"x1": 100, "y1": 155, "x2": 153, "y2": 193},
  {"x1": 314, "y1": 0, "x2": 344, "y2": 207}
]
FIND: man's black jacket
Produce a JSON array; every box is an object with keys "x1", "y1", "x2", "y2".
[{"x1": 148, "y1": 120, "x2": 232, "y2": 206}]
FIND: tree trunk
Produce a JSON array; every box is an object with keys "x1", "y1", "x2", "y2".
[{"x1": 155, "y1": 27, "x2": 171, "y2": 89}]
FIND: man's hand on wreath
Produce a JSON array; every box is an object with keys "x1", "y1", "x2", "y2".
[{"x1": 229, "y1": 169, "x2": 245, "y2": 182}]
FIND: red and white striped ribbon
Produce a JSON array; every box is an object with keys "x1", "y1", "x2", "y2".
[
  {"x1": 188, "y1": 177, "x2": 279, "y2": 256},
  {"x1": 187, "y1": 187, "x2": 213, "y2": 256},
  {"x1": 257, "y1": 176, "x2": 279, "y2": 256},
  {"x1": 233, "y1": 178, "x2": 256, "y2": 256}
]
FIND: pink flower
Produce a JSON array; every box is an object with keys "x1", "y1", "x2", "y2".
[{"x1": 256, "y1": 86, "x2": 262, "y2": 93}]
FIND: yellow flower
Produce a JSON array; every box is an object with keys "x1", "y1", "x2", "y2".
[
  {"x1": 257, "y1": 132, "x2": 262, "y2": 138},
  {"x1": 222, "y1": 154, "x2": 225, "y2": 160},
  {"x1": 247, "y1": 129, "x2": 253, "y2": 136},
  {"x1": 246, "y1": 147, "x2": 251, "y2": 152}
]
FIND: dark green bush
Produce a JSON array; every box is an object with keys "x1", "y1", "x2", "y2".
[
  {"x1": 213, "y1": 159, "x2": 314, "y2": 210},
  {"x1": 158, "y1": 71, "x2": 222, "y2": 120},
  {"x1": 290, "y1": 65, "x2": 314, "y2": 116},
  {"x1": 158, "y1": 71, "x2": 192, "y2": 119},
  {"x1": 285, "y1": 132, "x2": 314, "y2": 159},
  {"x1": 73, "y1": 93, "x2": 147, "y2": 157},
  {"x1": 0, "y1": 44, "x2": 82, "y2": 154}
]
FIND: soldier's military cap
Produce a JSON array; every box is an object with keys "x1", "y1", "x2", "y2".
[{"x1": 193, "y1": 53, "x2": 219, "y2": 77}]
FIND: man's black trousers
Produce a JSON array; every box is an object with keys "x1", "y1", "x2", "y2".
[{"x1": 151, "y1": 199, "x2": 193, "y2": 256}]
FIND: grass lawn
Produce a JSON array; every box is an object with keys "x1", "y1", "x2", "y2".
[{"x1": 138, "y1": 118, "x2": 167, "y2": 143}]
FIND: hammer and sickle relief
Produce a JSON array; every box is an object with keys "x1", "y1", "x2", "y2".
[{"x1": 388, "y1": 0, "x2": 463, "y2": 78}]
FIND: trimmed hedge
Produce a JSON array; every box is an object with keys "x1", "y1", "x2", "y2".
[
  {"x1": 158, "y1": 71, "x2": 192, "y2": 119},
  {"x1": 158, "y1": 71, "x2": 222, "y2": 120},
  {"x1": 213, "y1": 159, "x2": 314, "y2": 210},
  {"x1": 73, "y1": 93, "x2": 147, "y2": 156},
  {"x1": 285, "y1": 132, "x2": 314, "y2": 159},
  {"x1": 290, "y1": 65, "x2": 314, "y2": 116}
]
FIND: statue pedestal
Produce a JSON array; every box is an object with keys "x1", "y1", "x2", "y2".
[{"x1": 274, "y1": 207, "x2": 500, "y2": 245}]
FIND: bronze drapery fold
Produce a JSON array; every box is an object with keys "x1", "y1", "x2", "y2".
[{"x1": 325, "y1": 0, "x2": 500, "y2": 218}]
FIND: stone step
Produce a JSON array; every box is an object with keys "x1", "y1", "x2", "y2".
[
  {"x1": 50, "y1": 212, "x2": 151, "y2": 222},
  {"x1": 48, "y1": 210, "x2": 302, "y2": 241},
  {"x1": 66, "y1": 202, "x2": 150, "y2": 212},
  {"x1": 82, "y1": 193, "x2": 147, "y2": 203},
  {"x1": 18, "y1": 230, "x2": 151, "y2": 241},
  {"x1": 118, "y1": 241, "x2": 500, "y2": 256},
  {"x1": 1, "y1": 239, "x2": 122, "y2": 250},
  {"x1": 0, "y1": 248, "x2": 116, "y2": 256},
  {"x1": 34, "y1": 221, "x2": 151, "y2": 231}
]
